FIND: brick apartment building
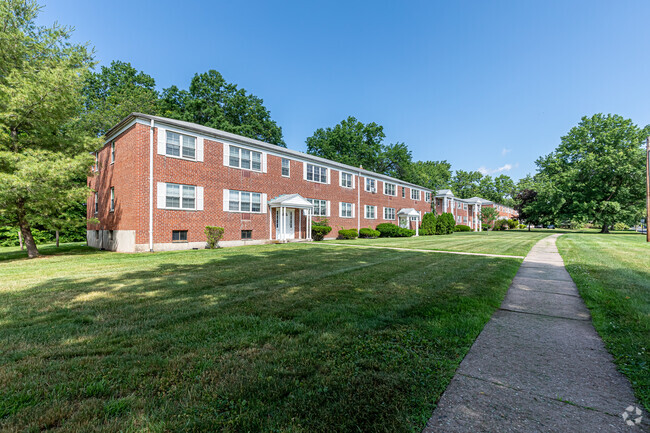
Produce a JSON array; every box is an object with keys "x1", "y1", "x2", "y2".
[{"x1": 87, "y1": 113, "x2": 437, "y2": 252}]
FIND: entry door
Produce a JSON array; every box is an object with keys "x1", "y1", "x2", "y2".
[
  {"x1": 398, "y1": 216, "x2": 408, "y2": 229},
  {"x1": 276, "y1": 209, "x2": 295, "y2": 240}
]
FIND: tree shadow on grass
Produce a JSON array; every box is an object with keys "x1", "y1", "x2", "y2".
[{"x1": 0, "y1": 242, "x2": 101, "y2": 263}]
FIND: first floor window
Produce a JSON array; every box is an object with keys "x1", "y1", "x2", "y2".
[
  {"x1": 306, "y1": 164, "x2": 327, "y2": 183},
  {"x1": 110, "y1": 187, "x2": 115, "y2": 212},
  {"x1": 241, "y1": 230, "x2": 252, "y2": 240},
  {"x1": 411, "y1": 189, "x2": 420, "y2": 200},
  {"x1": 384, "y1": 207, "x2": 395, "y2": 220},
  {"x1": 282, "y1": 158, "x2": 290, "y2": 177},
  {"x1": 166, "y1": 184, "x2": 196, "y2": 209},
  {"x1": 340, "y1": 172, "x2": 353, "y2": 188},
  {"x1": 384, "y1": 182, "x2": 396, "y2": 196},
  {"x1": 308, "y1": 199, "x2": 327, "y2": 216},
  {"x1": 229, "y1": 190, "x2": 262, "y2": 213},
  {"x1": 172, "y1": 230, "x2": 188, "y2": 242},
  {"x1": 365, "y1": 178, "x2": 376, "y2": 192},
  {"x1": 365, "y1": 205, "x2": 376, "y2": 219},
  {"x1": 340, "y1": 202, "x2": 353, "y2": 218}
]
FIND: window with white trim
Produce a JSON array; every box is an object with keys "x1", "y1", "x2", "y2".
[
  {"x1": 166, "y1": 131, "x2": 196, "y2": 160},
  {"x1": 306, "y1": 164, "x2": 327, "y2": 183},
  {"x1": 307, "y1": 199, "x2": 327, "y2": 216},
  {"x1": 281, "y1": 158, "x2": 290, "y2": 177},
  {"x1": 340, "y1": 202, "x2": 353, "y2": 218},
  {"x1": 365, "y1": 178, "x2": 376, "y2": 192},
  {"x1": 425, "y1": 192, "x2": 431, "y2": 202},
  {"x1": 463, "y1": 203, "x2": 467, "y2": 210},
  {"x1": 411, "y1": 189, "x2": 420, "y2": 200},
  {"x1": 340, "y1": 172, "x2": 353, "y2": 188},
  {"x1": 457, "y1": 202, "x2": 462, "y2": 209},
  {"x1": 228, "y1": 190, "x2": 262, "y2": 213},
  {"x1": 229, "y1": 145, "x2": 262, "y2": 171},
  {"x1": 384, "y1": 207, "x2": 395, "y2": 220},
  {"x1": 110, "y1": 187, "x2": 114, "y2": 212},
  {"x1": 365, "y1": 205, "x2": 376, "y2": 219},
  {"x1": 166, "y1": 184, "x2": 196, "y2": 210},
  {"x1": 110, "y1": 141, "x2": 115, "y2": 164},
  {"x1": 384, "y1": 182, "x2": 396, "y2": 196}
]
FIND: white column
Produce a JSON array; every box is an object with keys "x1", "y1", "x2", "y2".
[
  {"x1": 308, "y1": 212, "x2": 312, "y2": 240},
  {"x1": 299, "y1": 210, "x2": 302, "y2": 240},
  {"x1": 415, "y1": 218, "x2": 419, "y2": 237},
  {"x1": 269, "y1": 206, "x2": 273, "y2": 240},
  {"x1": 281, "y1": 207, "x2": 286, "y2": 242},
  {"x1": 443, "y1": 198, "x2": 447, "y2": 213}
]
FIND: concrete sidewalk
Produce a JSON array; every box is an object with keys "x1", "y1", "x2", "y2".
[{"x1": 424, "y1": 234, "x2": 648, "y2": 432}]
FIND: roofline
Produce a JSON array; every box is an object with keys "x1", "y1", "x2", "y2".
[{"x1": 105, "y1": 113, "x2": 435, "y2": 192}]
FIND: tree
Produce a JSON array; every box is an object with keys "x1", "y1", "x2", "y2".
[
  {"x1": 159, "y1": 70, "x2": 285, "y2": 146},
  {"x1": 420, "y1": 212, "x2": 437, "y2": 235},
  {"x1": 82, "y1": 60, "x2": 159, "y2": 136},
  {"x1": 493, "y1": 174, "x2": 516, "y2": 206},
  {"x1": 515, "y1": 189, "x2": 538, "y2": 231},
  {"x1": 479, "y1": 207, "x2": 500, "y2": 234},
  {"x1": 0, "y1": 0, "x2": 99, "y2": 258},
  {"x1": 450, "y1": 170, "x2": 483, "y2": 198},
  {"x1": 536, "y1": 114, "x2": 649, "y2": 233},
  {"x1": 404, "y1": 160, "x2": 452, "y2": 192}
]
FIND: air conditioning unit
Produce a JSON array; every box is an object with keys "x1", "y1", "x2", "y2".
[{"x1": 370, "y1": 187, "x2": 376, "y2": 193}]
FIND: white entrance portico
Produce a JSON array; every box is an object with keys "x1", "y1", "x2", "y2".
[
  {"x1": 397, "y1": 208, "x2": 421, "y2": 236},
  {"x1": 268, "y1": 194, "x2": 314, "y2": 242}
]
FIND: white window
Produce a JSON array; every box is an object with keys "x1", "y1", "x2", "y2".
[
  {"x1": 229, "y1": 145, "x2": 262, "y2": 171},
  {"x1": 365, "y1": 178, "x2": 376, "y2": 193},
  {"x1": 365, "y1": 205, "x2": 376, "y2": 219},
  {"x1": 166, "y1": 184, "x2": 196, "y2": 210},
  {"x1": 94, "y1": 192, "x2": 98, "y2": 214},
  {"x1": 384, "y1": 182, "x2": 396, "y2": 196},
  {"x1": 110, "y1": 187, "x2": 114, "y2": 212},
  {"x1": 340, "y1": 172, "x2": 353, "y2": 188},
  {"x1": 411, "y1": 189, "x2": 420, "y2": 200},
  {"x1": 463, "y1": 217, "x2": 468, "y2": 223},
  {"x1": 425, "y1": 192, "x2": 431, "y2": 202},
  {"x1": 308, "y1": 199, "x2": 327, "y2": 217},
  {"x1": 228, "y1": 190, "x2": 262, "y2": 213},
  {"x1": 457, "y1": 202, "x2": 462, "y2": 209},
  {"x1": 110, "y1": 141, "x2": 115, "y2": 164},
  {"x1": 340, "y1": 202, "x2": 353, "y2": 218},
  {"x1": 384, "y1": 207, "x2": 395, "y2": 220},
  {"x1": 306, "y1": 164, "x2": 328, "y2": 183},
  {"x1": 463, "y1": 203, "x2": 467, "y2": 210},
  {"x1": 281, "y1": 158, "x2": 290, "y2": 177},
  {"x1": 166, "y1": 131, "x2": 196, "y2": 160}
]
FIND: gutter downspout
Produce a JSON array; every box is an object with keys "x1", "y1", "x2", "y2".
[{"x1": 149, "y1": 119, "x2": 154, "y2": 252}]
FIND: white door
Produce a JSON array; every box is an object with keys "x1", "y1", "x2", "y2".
[
  {"x1": 276, "y1": 209, "x2": 295, "y2": 240},
  {"x1": 399, "y1": 216, "x2": 408, "y2": 228}
]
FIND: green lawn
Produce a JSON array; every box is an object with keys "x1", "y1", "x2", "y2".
[
  {"x1": 326, "y1": 231, "x2": 552, "y2": 257},
  {"x1": 0, "y1": 241, "x2": 522, "y2": 432},
  {"x1": 557, "y1": 233, "x2": 650, "y2": 411}
]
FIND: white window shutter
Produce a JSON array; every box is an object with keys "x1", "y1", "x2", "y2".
[
  {"x1": 337, "y1": 171, "x2": 341, "y2": 187},
  {"x1": 352, "y1": 174, "x2": 355, "y2": 189},
  {"x1": 261, "y1": 193, "x2": 267, "y2": 214},
  {"x1": 352, "y1": 203, "x2": 356, "y2": 218},
  {"x1": 196, "y1": 137, "x2": 204, "y2": 162},
  {"x1": 338, "y1": 203, "x2": 342, "y2": 218},
  {"x1": 303, "y1": 162, "x2": 307, "y2": 180},
  {"x1": 262, "y1": 153, "x2": 267, "y2": 173},
  {"x1": 157, "y1": 128, "x2": 166, "y2": 155},
  {"x1": 196, "y1": 186, "x2": 204, "y2": 210},
  {"x1": 156, "y1": 182, "x2": 166, "y2": 208},
  {"x1": 223, "y1": 143, "x2": 229, "y2": 166},
  {"x1": 327, "y1": 169, "x2": 332, "y2": 184},
  {"x1": 223, "y1": 189, "x2": 229, "y2": 211},
  {"x1": 326, "y1": 201, "x2": 330, "y2": 217}
]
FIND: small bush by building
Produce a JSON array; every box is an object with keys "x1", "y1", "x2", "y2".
[
  {"x1": 205, "y1": 226, "x2": 225, "y2": 248},
  {"x1": 359, "y1": 228, "x2": 380, "y2": 238},
  {"x1": 455, "y1": 224, "x2": 471, "y2": 232},
  {"x1": 396, "y1": 228, "x2": 416, "y2": 237},
  {"x1": 338, "y1": 228, "x2": 358, "y2": 239},
  {"x1": 507, "y1": 219, "x2": 518, "y2": 229},
  {"x1": 376, "y1": 223, "x2": 401, "y2": 237},
  {"x1": 311, "y1": 220, "x2": 332, "y2": 241},
  {"x1": 493, "y1": 219, "x2": 509, "y2": 231}
]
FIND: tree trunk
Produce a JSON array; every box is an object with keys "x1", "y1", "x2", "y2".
[
  {"x1": 56, "y1": 230, "x2": 59, "y2": 247},
  {"x1": 16, "y1": 200, "x2": 39, "y2": 258},
  {"x1": 600, "y1": 224, "x2": 610, "y2": 234},
  {"x1": 18, "y1": 230, "x2": 23, "y2": 250},
  {"x1": 528, "y1": 224, "x2": 531, "y2": 231}
]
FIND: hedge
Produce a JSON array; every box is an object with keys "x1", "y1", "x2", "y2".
[
  {"x1": 420, "y1": 213, "x2": 436, "y2": 235},
  {"x1": 376, "y1": 223, "x2": 401, "y2": 237},
  {"x1": 338, "y1": 229, "x2": 358, "y2": 240},
  {"x1": 435, "y1": 213, "x2": 456, "y2": 235},
  {"x1": 396, "y1": 228, "x2": 415, "y2": 237},
  {"x1": 455, "y1": 224, "x2": 471, "y2": 232},
  {"x1": 311, "y1": 220, "x2": 332, "y2": 241},
  {"x1": 359, "y1": 228, "x2": 380, "y2": 238}
]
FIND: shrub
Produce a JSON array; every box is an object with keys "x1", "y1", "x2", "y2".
[
  {"x1": 376, "y1": 223, "x2": 401, "y2": 237},
  {"x1": 396, "y1": 228, "x2": 416, "y2": 237},
  {"x1": 493, "y1": 219, "x2": 508, "y2": 231},
  {"x1": 435, "y1": 213, "x2": 455, "y2": 235},
  {"x1": 507, "y1": 219, "x2": 518, "y2": 229},
  {"x1": 518, "y1": 224, "x2": 527, "y2": 229},
  {"x1": 204, "y1": 226, "x2": 225, "y2": 248},
  {"x1": 455, "y1": 224, "x2": 471, "y2": 232},
  {"x1": 613, "y1": 222, "x2": 629, "y2": 231},
  {"x1": 359, "y1": 228, "x2": 380, "y2": 238},
  {"x1": 420, "y1": 212, "x2": 436, "y2": 235},
  {"x1": 311, "y1": 222, "x2": 332, "y2": 241},
  {"x1": 338, "y1": 229, "x2": 358, "y2": 240}
]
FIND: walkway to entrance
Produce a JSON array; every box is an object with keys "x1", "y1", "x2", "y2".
[{"x1": 424, "y1": 234, "x2": 647, "y2": 432}]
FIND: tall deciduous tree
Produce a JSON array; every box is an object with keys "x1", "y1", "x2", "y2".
[
  {"x1": 159, "y1": 70, "x2": 285, "y2": 146},
  {"x1": 536, "y1": 114, "x2": 649, "y2": 233},
  {"x1": 404, "y1": 160, "x2": 452, "y2": 191},
  {"x1": 0, "y1": 0, "x2": 99, "y2": 258},
  {"x1": 82, "y1": 60, "x2": 159, "y2": 136}
]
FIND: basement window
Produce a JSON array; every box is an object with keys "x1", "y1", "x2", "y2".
[
  {"x1": 241, "y1": 230, "x2": 252, "y2": 240},
  {"x1": 172, "y1": 230, "x2": 188, "y2": 242}
]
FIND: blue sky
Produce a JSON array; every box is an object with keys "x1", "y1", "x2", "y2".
[{"x1": 38, "y1": 0, "x2": 650, "y2": 181}]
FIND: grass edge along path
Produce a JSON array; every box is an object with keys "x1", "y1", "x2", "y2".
[
  {"x1": 557, "y1": 233, "x2": 650, "y2": 412},
  {"x1": 0, "y1": 241, "x2": 522, "y2": 432}
]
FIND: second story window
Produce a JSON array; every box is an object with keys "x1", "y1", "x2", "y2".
[
  {"x1": 402, "y1": 186, "x2": 405, "y2": 198},
  {"x1": 110, "y1": 187, "x2": 114, "y2": 212},
  {"x1": 365, "y1": 178, "x2": 376, "y2": 193},
  {"x1": 411, "y1": 189, "x2": 420, "y2": 200},
  {"x1": 110, "y1": 141, "x2": 115, "y2": 164},
  {"x1": 281, "y1": 158, "x2": 290, "y2": 177},
  {"x1": 384, "y1": 182, "x2": 396, "y2": 196},
  {"x1": 230, "y1": 146, "x2": 262, "y2": 171},
  {"x1": 166, "y1": 131, "x2": 196, "y2": 160},
  {"x1": 425, "y1": 192, "x2": 431, "y2": 202},
  {"x1": 340, "y1": 172, "x2": 353, "y2": 188},
  {"x1": 306, "y1": 164, "x2": 327, "y2": 183}
]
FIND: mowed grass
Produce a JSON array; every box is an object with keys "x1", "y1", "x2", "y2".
[
  {"x1": 327, "y1": 231, "x2": 551, "y2": 257},
  {"x1": 557, "y1": 233, "x2": 650, "y2": 411},
  {"x1": 0, "y1": 241, "x2": 522, "y2": 432}
]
